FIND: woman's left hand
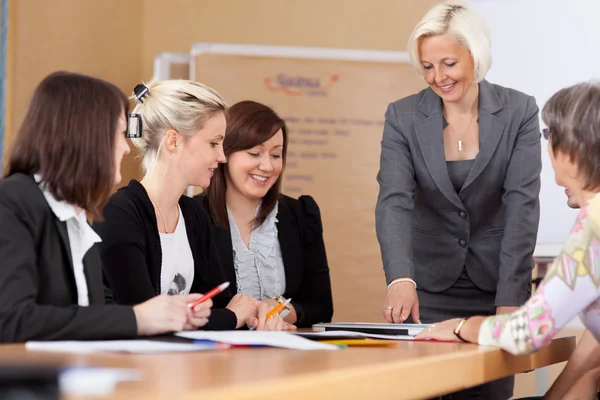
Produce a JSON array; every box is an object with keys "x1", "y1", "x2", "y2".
[
  {"x1": 247, "y1": 302, "x2": 285, "y2": 331},
  {"x1": 414, "y1": 318, "x2": 464, "y2": 342}
]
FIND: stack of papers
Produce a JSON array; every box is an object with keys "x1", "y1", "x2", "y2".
[{"x1": 175, "y1": 331, "x2": 338, "y2": 350}]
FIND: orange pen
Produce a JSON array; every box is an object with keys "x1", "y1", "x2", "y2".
[{"x1": 265, "y1": 298, "x2": 292, "y2": 320}]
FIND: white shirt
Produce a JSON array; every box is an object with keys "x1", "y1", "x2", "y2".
[
  {"x1": 35, "y1": 174, "x2": 101, "y2": 306},
  {"x1": 159, "y1": 206, "x2": 195, "y2": 295},
  {"x1": 228, "y1": 202, "x2": 286, "y2": 300}
]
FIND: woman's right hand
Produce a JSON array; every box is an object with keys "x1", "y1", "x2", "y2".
[
  {"x1": 133, "y1": 294, "x2": 199, "y2": 336},
  {"x1": 226, "y1": 294, "x2": 260, "y2": 329},
  {"x1": 383, "y1": 281, "x2": 421, "y2": 324}
]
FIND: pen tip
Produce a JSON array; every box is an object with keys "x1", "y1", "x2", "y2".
[{"x1": 219, "y1": 282, "x2": 230, "y2": 290}]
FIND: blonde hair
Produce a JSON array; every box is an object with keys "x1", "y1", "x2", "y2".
[
  {"x1": 407, "y1": 1, "x2": 492, "y2": 83},
  {"x1": 130, "y1": 79, "x2": 227, "y2": 173}
]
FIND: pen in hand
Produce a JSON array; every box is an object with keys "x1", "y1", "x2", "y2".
[
  {"x1": 265, "y1": 298, "x2": 291, "y2": 320},
  {"x1": 250, "y1": 298, "x2": 292, "y2": 331},
  {"x1": 188, "y1": 282, "x2": 230, "y2": 310}
]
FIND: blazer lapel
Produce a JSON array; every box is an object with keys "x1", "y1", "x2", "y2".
[
  {"x1": 215, "y1": 226, "x2": 238, "y2": 293},
  {"x1": 276, "y1": 201, "x2": 301, "y2": 296},
  {"x1": 54, "y1": 219, "x2": 74, "y2": 271},
  {"x1": 415, "y1": 90, "x2": 463, "y2": 209},
  {"x1": 462, "y1": 81, "x2": 506, "y2": 191},
  {"x1": 83, "y1": 247, "x2": 102, "y2": 303},
  {"x1": 54, "y1": 219, "x2": 77, "y2": 302}
]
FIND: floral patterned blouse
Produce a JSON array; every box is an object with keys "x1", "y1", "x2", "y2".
[{"x1": 478, "y1": 193, "x2": 600, "y2": 354}]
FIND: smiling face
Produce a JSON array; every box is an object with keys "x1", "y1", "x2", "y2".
[
  {"x1": 225, "y1": 129, "x2": 284, "y2": 202},
  {"x1": 419, "y1": 33, "x2": 476, "y2": 103}
]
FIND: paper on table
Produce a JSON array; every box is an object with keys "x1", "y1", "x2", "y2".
[
  {"x1": 26, "y1": 340, "x2": 226, "y2": 354},
  {"x1": 175, "y1": 331, "x2": 338, "y2": 350},
  {"x1": 60, "y1": 367, "x2": 142, "y2": 396},
  {"x1": 293, "y1": 330, "x2": 415, "y2": 341}
]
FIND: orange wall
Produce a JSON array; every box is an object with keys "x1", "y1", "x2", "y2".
[
  {"x1": 4, "y1": 0, "x2": 143, "y2": 180},
  {"x1": 141, "y1": 0, "x2": 439, "y2": 79},
  {"x1": 5, "y1": 0, "x2": 438, "y2": 183}
]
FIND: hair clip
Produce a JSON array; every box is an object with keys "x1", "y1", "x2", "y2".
[
  {"x1": 133, "y1": 84, "x2": 149, "y2": 103},
  {"x1": 126, "y1": 114, "x2": 142, "y2": 138}
]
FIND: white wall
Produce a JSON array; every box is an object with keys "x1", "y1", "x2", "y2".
[{"x1": 472, "y1": 0, "x2": 600, "y2": 248}]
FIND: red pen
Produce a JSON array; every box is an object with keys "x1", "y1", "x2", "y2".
[{"x1": 188, "y1": 282, "x2": 230, "y2": 310}]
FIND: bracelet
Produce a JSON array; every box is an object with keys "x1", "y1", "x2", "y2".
[
  {"x1": 453, "y1": 318, "x2": 469, "y2": 342},
  {"x1": 387, "y1": 278, "x2": 417, "y2": 290},
  {"x1": 275, "y1": 296, "x2": 292, "y2": 318}
]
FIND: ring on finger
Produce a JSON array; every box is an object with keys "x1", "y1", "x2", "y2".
[{"x1": 384, "y1": 305, "x2": 393, "y2": 311}]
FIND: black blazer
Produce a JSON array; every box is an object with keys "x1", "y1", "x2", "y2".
[
  {"x1": 93, "y1": 180, "x2": 237, "y2": 330},
  {"x1": 0, "y1": 174, "x2": 137, "y2": 342},
  {"x1": 197, "y1": 194, "x2": 333, "y2": 328}
]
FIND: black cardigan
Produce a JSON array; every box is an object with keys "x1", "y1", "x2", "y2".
[
  {"x1": 93, "y1": 180, "x2": 237, "y2": 330},
  {"x1": 196, "y1": 194, "x2": 334, "y2": 328},
  {"x1": 0, "y1": 174, "x2": 137, "y2": 342}
]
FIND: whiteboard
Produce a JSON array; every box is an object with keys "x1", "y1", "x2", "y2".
[
  {"x1": 152, "y1": 52, "x2": 190, "y2": 81},
  {"x1": 472, "y1": 0, "x2": 600, "y2": 252},
  {"x1": 188, "y1": 43, "x2": 425, "y2": 322}
]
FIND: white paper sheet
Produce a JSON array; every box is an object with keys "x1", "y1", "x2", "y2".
[
  {"x1": 26, "y1": 340, "x2": 225, "y2": 354},
  {"x1": 60, "y1": 367, "x2": 142, "y2": 396},
  {"x1": 175, "y1": 331, "x2": 338, "y2": 350}
]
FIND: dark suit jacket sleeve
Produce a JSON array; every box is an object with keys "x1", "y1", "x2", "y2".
[
  {"x1": 93, "y1": 201, "x2": 157, "y2": 305},
  {"x1": 292, "y1": 196, "x2": 334, "y2": 327},
  {"x1": 375, "y1": 103, "x2": 417, "y2": 283},
  {"x1": 496, "y1": 96, "x2": 542, "y2": 306},
  {"x1": 0, "y1": 188, "x2": 137, "y2": 342}
]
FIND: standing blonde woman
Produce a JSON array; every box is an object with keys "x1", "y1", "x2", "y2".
[
  {"x1": 375, "y1": 2, "x2": 542, "y2": 398},
  {"x1": 94, "y1": 80, "x2": 283, "y2": 331}
]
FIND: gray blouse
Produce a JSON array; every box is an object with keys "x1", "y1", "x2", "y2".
[{"x1": 227, "y1": 202, "x2": 286, "y2": 300}]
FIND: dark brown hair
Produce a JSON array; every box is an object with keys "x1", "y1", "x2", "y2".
[
  {"x1": 4, "y1": 71, "x2": 128, "y2": 219},
  {"x1": 542, "y1": 81, "x2": 600, "y2": 191},
  {"x1": 206, "y1": 100, "x2": 288, "y2": 228}
]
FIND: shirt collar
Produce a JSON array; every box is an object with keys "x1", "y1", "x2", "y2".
[
  {"x1": 34, "y1": 174, "x2": 102, "y2": 244},
  {"x1": 35, "y1": 173, "x2": 78, "y2": 222}
]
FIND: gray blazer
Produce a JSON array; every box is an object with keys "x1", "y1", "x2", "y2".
[{"x1": 375, "y1": 80, "x2": 541, "y2": 306}]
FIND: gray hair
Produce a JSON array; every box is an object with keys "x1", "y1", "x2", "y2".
[{"x1": 543, "y1": 81, "x2": 600, "y2": 190}]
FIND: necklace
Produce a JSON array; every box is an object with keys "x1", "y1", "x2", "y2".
[
  {"x1": 149, "y1": 192, "x2": 170, "y2": 234},
  {"x1": 444, "y1": 111, "x2": 477, "y2": 152}
]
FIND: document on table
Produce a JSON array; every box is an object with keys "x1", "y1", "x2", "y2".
[
  {"x1": 293, "y1": 330, "x2": 415, "y2": 341},
  {"x1": 312, "y1": 322, "x2": 428, "y2": 336},
  {"x1": 60, "y1": 367, "x2": 142, "y2": 396},
  {"x1": 26, "y1": 340, "x2": 226, "y2": 354},
  {"x1": 175, "y1": 331, "x2": 338, "y2": 350}
]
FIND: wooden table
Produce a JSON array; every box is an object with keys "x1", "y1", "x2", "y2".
[{"x1": 0, "y1": 335, "x2": 575, "y2": 400}]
